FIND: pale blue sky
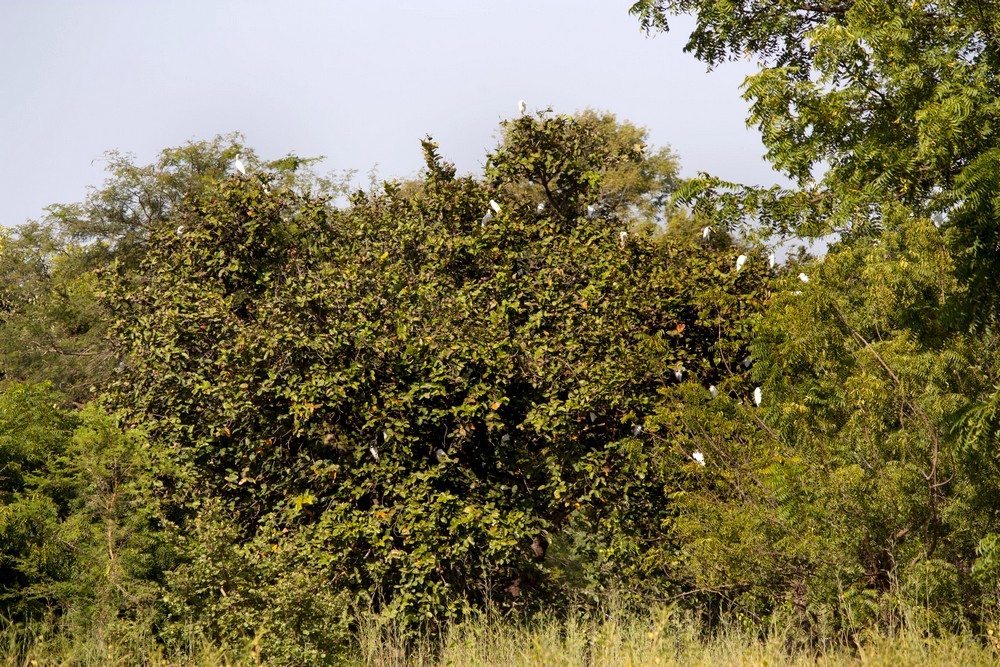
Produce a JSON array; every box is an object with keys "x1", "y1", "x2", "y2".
[{"x1": 1, "y1": 1, "x2": 786, "y2": 228}]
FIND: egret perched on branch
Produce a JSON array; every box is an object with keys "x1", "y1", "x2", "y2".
[
  {"x1": 768, "y1": 252, "x2": 776, "y2": 269},
  {"x1": 692, "y1": 451, "x2": 706, "y2": 466},
  {"x1": 369, "y1": 446, "x2": 379, "y2": 463},
  {"x1": 233, "y1": 154, "x2": 246, "y2": 176},
  {"x1": 702, "y1": 226, "x2": 712, "y2": 239},
  {"x1": 518, "y1": 99, "x2": 527, "y2": 115},
  {"x1": 586, "y1": 204, "x2": 596, "y2": 218},
  {"x1": 674, "y1": 367, "x2": 684, "y2": 381},
  {"x1": 537, "y1": 202, "x2": 546, "y2": 213},
  {"x1": 490, "y1": 199, "x2": 501, "y2": 214},
  {"x1": 619, "y1": 231, "x2": 628, "y2": 244},
  {"x1": 709, "y1": 385, "x2": 718, "y2": 399},
  {"x1": 735, "y1": 254, "x2": 747, "y2": 271},
  {"x1": 753, "y1": 387, "x2": 762, "y2": 407},
  {"x1": 798, "y1": 273, "x2": 810, "y2": 283}
]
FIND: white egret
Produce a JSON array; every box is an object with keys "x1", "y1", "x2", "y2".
[
  {"x1": 735, "y1": 254, "x2": 747, "y2": 271},
  {"x1": 518, "y1": 99, "x2": 527, "y2": 114},
  {"x1": 490, "y1": 199, "x2": 501, "y2": 214},
  {"x1": 692, "y1": 451, "x2": 706, "y2": 466},
  {"x1": 632, "y1": 424, "x2": 643, "y2": 436},
  {"x1": 674, "y1": 367, "x2": 684, "y2": 381},
  {"x1": 587, "y1": 204, "x2": 596, "y2": 218},
  {"x1": 768, "y1": 253, "x2": 776, "y2": 269},
  {"x1": 369, "y1": 445, "x2": 379, "y2": 462},
  {"x1": 537, "y1": 202, "x2": 546, "y2": 213},
  {"x1": 702, "y1": 226, "x2": 712, "y2": 239},
  {"x1": 799, "y1": 273, "x2": 810, "y2": 283},
  {"x1": 709, "y1": 385, "x2": 718, "y2": 399},
  {"x1": 233, "y1": 154, "x2": 246, "y2": 176},
  {"x1": 176, "y1": 225, "x2": 184, "y2": 235},
  {"x1": 619, "y1": 230, "x2": 628, "y2": 244},
  {"x1": 753, "y1": 386, "x2": 762, "y2": 406}
]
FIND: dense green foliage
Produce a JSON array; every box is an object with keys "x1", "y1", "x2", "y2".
[
  {"x1": 5, "y1": 5, "x2": 1000, "y2": 660},
  {"x1": 96, "y1": 114, "x2": 766, "y2": 660}
]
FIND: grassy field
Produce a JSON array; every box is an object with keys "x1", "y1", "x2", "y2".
[{"x1": 3, "y1": 608, "x2": 998, "y2": 666}]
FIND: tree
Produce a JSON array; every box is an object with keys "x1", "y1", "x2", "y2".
[
  {"x1": 0, "y1": 383, "x2": 163, "y2": 639},
  {"x1": 0, "y1": 134, "x2": 350, "y2": 403},
  {"x1": 630, "y1": 0, "x2": 1000, "y2": 317},
  {"x1": 102, "y1": 113, "x2": 769, "y2": 651}
]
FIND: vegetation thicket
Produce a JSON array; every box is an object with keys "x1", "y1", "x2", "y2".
[{"x1": 4, "y1": 2, "x2": 1000, "y2": 662}]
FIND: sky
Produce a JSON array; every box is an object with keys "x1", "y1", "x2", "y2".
[{"x1": 1, "y1": 1, "x2": 789, "y2": 229}]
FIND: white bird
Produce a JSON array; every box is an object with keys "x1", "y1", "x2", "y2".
[
  {"x1": 233, "y1": 154, "x2": 246, "y2": 176},
  {"x1": 735, "y1": 254, "x2": 747, "y2": 271},
  {"x1": 768, "y1": 253, "x2": 776, "y2": 269},
  {"x1": 176, "y1": 225, "x2": 184, "y2": 235},
  {"x1": 490, "y1": 199, "x2": 501, "y2": 214},
  {"x1": 753, "y1": 387, "x2": 762, "y2": 406},
  {"x1": 481, "y1": 211, "x2": 493, "y2": 227},
  {"x1": 434, "y1": 448, "x2": 447, "y2": 463},
  {"x1": 702, "y1": 226, "x2": 712, "y2": 239},
  {"x1": 537, "y1": 202, "x2": 546, "y2": 213},
  {"x1": 674, "y1": 367, "x2": 684, "y2": 381},
  {"x1": 587, "y1": 204, "x2": 596, "y2": 218},
  {"x1": 709, "y1": 385, "x2": 718, "y2": 399},
  {"x1": 632, "y1": 424, "x2": 643, "y2": 436},
  {"x1": 692, "y1": 451, "x2": 706, "y2": 466},
  {"x1": 619, "y1": 231, "x2": 628, "y2": 244},
  {"x1": 369, "y1": 445, "x2": 379, "y2": 462},
  {"x1": 799, "y1": 272, "x2": 810, "y2": 283},
  {"x1": 518, "y1": 99, "x2": 527, "y2": 114}
]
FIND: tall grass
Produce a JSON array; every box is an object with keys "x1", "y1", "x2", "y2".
[{"x1": 3, "y1": 606, "x2": 997, "y2": 666}]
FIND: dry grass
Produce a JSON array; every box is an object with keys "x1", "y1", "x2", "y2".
[{"x1": 3, "y1": 607, "x2": 997, "y2": 666}]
